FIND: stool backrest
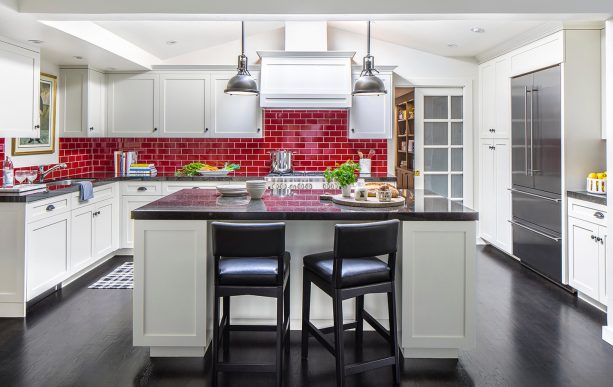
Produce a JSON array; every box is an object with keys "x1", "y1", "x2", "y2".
[
  {"x1": 333, "y1": 219, "x2": 399, "y2": 286},
  {"x1": 212, "y1": 222, "x2": 286, "y2": 258}
]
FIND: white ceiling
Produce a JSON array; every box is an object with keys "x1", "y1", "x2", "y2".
[
  {"x1": 329, "y1": 20, "x2": 547, "y2": 57},
  {"x1": 94, "y1": 21, "x2": 284, "y2": 60}
]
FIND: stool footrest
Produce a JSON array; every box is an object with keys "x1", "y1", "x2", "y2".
[
  {"x1": 228, "y1": 324, "x2": 277, "y2": 332},
  {"x1": 217, "y1": 363, "x2": 276, "y2": 373},
  {"x1": 345, "y1": 356, "x2": 396, "y2": 376},
  {"x1": 363, "y1": 310, "x2": 391, "y2": 342},
  {"x1": 319, "y1": 321, "x2": 358, "y2": 334},
  {"x1": 307, "y1": 321, "x2": 335, "y2": 355}
]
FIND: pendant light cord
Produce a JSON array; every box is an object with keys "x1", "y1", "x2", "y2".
[
  {"x1": 367, "y1": 20, "x2": 371, "y2": 56},
  {"x1": 241, "y1": 20, "x2": 245, "y2": 55}
]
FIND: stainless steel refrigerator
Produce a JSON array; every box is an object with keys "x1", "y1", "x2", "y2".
[{"x1": 510, "y1": 65, "x2": 563, "y2": 283}]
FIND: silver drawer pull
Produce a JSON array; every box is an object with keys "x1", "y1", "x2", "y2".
[
  {"x1": 594, "y1": 212, "x2": 605, "y2": 219},
  {"x1": 508, "y1": 220, "x2": 561, "y2": 242},
  {"x1": 508, "y1": 188, "x2": 561, "y2": 203},
  {"x1": 137, "y1": 187, "x2": 148, "y2": 192},
  {"x1": 46, "y1": 204, "x2": 55, "y2": 211}
]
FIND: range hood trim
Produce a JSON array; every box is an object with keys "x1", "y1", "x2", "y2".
[{"x1": 257, "y1": 50, "x2": 356, "y2": 59}]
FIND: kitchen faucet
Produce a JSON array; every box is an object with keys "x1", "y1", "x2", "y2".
[{"x1": 38, "y1": 163, "x2": 67, "y2": 182}]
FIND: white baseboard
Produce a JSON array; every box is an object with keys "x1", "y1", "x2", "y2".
[
  {"x1": 401, "y1": 347, "x2": 459, "y2": 359},
  {"x1": 602, "y1": 326, "x2": 613, "y2": 346},
  {"x1": 0, "y1": 302, "x2": 26, "y2": 317},
  {"x1": 150, "y1": 346, "x2": 205, "y2": 358}
]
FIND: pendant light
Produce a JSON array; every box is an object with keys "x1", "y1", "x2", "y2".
[
  {"x1": 352, "y1": 21, "x2": 387, "y2": 96},
  {"x1": 225, "y1": 21, "x2": 259, "y2": 96}
]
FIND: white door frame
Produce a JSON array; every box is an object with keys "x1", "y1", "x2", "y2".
[{"x1": 391, "y1": 77, "x2": 474, "y2": 208}]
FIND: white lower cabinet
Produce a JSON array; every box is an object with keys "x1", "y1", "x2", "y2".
[
  {"x1": 94, "y1": 200, "x2": 117, "y2": 258},
  {"x1": 568, "y1": 198, "x2": 608, "y2": 306},
  {"x1": 121, "y1": 195, "x2": 162, "y2": 248},
  {"x1": 479, "y1": 139, "x2": 511, "y2": 253},
  {"x1": 26, "y1": 213, "x2": 70, "y2": 300}
]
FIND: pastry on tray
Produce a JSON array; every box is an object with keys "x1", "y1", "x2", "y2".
[{"x1": 364, "y1": 183, "x2": 400, "y2": 198}]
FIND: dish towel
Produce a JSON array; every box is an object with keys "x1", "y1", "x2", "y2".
[{"x1": 77, "y1": 181, "x2": 94, "y2": 201}]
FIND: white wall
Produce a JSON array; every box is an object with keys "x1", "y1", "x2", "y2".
[{"x1": 4, "y1": 60, "x2": 60, "y2": 168}]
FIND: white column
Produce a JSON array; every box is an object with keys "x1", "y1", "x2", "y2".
[{"x1": 604, "y1": 19, "x2": 613, "y2": 346}]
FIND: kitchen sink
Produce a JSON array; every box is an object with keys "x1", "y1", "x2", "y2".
[{"x1": 45, "y1": 178, "x2": 95, "y2": 186}]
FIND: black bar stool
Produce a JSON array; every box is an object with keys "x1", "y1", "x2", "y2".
[
  {"x1": 211, "y1": 222, "x2": 291, "y2": 387},
  {"x1": 301, "y1": 219, "x2": 401, "y2": 387}
]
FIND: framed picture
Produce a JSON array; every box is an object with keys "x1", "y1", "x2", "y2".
[{"x1": 12, "y1": 73, "x2": 57, "y2": 156}]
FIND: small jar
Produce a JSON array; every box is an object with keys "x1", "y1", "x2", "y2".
[
  {"x1": 354, "y1": 179, "x2": 368, "y2": 201},
  {"x1": 377, "y1": 189, "x2": 392, "y2": 202}
]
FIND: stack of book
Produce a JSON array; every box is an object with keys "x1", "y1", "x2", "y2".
[
  {"x1": 114, "y1": 151, "x2": 138, "y2": 177},
  {"x1": 128, "y1": 164, "x2": 158, "y2": 177}
]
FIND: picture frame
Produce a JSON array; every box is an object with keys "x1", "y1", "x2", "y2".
[{"x1": 11, "y1": 73, "x2": 57, "y2": 156}]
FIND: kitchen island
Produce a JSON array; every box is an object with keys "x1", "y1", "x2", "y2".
[{"x1": 132, "y1": 189, "x2": 478, "y2": 359}]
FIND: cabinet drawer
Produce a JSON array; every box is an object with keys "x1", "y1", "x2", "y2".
[
  {"x1": 121, "y1": 181, "x2": 162, "y2": 196},
  {"x1": 567, "y1": 198, "x2": 607, "y2": 227},
  {"x1": 71, "y1": 183, "x2": 116, "y2": 208},
  {"x1": 27, "y1": 195, "x2": 71, "y2": 223}
]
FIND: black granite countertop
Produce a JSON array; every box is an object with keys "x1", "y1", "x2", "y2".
[
  {"x1": 567, "y1": 190, "x2": 607, "y2": 206},
  {"x1": 0, "y1": 174, "x2": 396, "y2": 203},
  {"x1": 131, "y1": 189, "x2": 478, "y2": 221}
]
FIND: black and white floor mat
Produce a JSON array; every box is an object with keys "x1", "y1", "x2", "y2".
[{"x1": 88, "y1": 262, "x2": 133, "y2": 289}]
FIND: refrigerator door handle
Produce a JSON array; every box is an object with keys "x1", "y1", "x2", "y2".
[
  {"x1": 508, "y1": 220, "x2": 561, "y2": 242},
  {"x1": 529, "y1": 88, "x2": 535, "y2": 176},
  {"x1": 508, "y1": 187, "x2": 562, "y2": 203},
  {"x1": 524, "y1": 86, "x2": 529, "y2": 176}
]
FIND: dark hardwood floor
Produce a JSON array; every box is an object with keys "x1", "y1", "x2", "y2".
[{"x1": 1, "y1": 246, "x2": 613, "y2": 386}]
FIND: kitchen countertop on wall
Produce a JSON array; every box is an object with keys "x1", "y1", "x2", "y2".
[
  {"x1": 567, "y1": 190, "x2": 607, "y2": 206},
  {"x1": 0, "y1": 174, "x2": 396, "y2": 203}
]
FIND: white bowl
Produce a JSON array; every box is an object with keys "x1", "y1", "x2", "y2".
[{"x1": 247, "y1": 187, "x2": 266, "y2": 199}]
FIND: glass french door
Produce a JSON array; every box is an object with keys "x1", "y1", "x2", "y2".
[{"x1": 414, "y1": 88, "x2": 466, "y2": 203}]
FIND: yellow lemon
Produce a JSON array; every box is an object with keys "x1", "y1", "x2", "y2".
[
  {"x1": 588, "y1": 172, "x2": 598, "y2": 179},
  {"x1": 597, "y1": 173, "x2": 605, "y2": 179}
]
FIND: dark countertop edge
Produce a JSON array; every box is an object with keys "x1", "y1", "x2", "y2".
[
  {"x1": 567, "y1": 190, "x2": 607, "y2": 206},
  {"x1": 0, "y1": 175, "x2": 397, "y2": 203},
  {"x1": 131, "y1": 210, "x2": 479, "y2": 222}
]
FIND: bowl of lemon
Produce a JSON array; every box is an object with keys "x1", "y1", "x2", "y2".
[{"x1": 587, "y1": 171, "x2": 607, "y2": 194}]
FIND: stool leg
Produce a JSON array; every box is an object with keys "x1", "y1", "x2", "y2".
[
  {"x1": 212, "y1": 290, "x2": 220, "y2": 387},
  {"x1": 284, "y1": 275, "x2": 291, "y2": 356},
  {"x1": 333, "y1": 291, "x2": 345, "y2": 387},
  {"x1": 222, "y1": 296, "x2": 230, "y2": 361},
  {"x1": 388, "y1": 287, "x2": 400, "y2": 385},
  {"x1": 355, "y1": 295, "x2": 364, "y2": 349},
  {"x1": 301, "y1": 275, "x2": 311, "y2": 360},
  {"x1": 276, "y1": 287, "x2": 284, "y2": 387}
]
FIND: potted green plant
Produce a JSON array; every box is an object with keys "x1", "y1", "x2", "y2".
[{"x1": 324, "y1": 160, "x2": 360, "y2": 198}]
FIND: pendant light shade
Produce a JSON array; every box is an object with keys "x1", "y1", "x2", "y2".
[
  {"x1": 225, "y1": 21, "x2": 259, "y2": 96},
  {"x1": 352, "y1": 21, "x2": 387, "y2": 96}
]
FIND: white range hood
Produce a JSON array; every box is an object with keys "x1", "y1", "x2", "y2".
[{"x1": 258, "y1": 22, "x2": 355, "y2": 108}]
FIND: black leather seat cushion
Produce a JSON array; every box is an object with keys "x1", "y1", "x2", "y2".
[
  {"x1": 303, "y1": 251, "x2": 390, "y2": 288},
  {"x1": 218, "y1": 252, "x2": 290, "y2": 286}
]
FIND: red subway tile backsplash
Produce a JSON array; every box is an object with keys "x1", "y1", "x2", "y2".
[{"x1": 1, "y1": 109, "x2": 387, "y2": 177}]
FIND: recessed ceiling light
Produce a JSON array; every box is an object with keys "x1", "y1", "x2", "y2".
[
  {"x1": 166, "y1": 40, "x2": 177, "y2": 45},
  {"x1": 73, "y1": 56, "x2": 84, "y2": 60},
  {"x1": 470, "y1": 27, "x2": 485, "y2": 33},
  {"x1": 28, "y1": 39, "x2": 43, "y2": 44},
  {"x1": 447, "y1": 43, "x2": 458, "y2": 48}
]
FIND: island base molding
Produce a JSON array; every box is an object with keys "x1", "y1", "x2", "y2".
[
  {"x1": 133, "y1": 219, "x2": 477, "y2": 360},
  {"x1": 603, "y1": 326, "x2": 613, "y2": 346}
]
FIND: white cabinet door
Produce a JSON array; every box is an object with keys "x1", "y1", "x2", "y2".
[
  {"x1": 59, "y1": 68, "x2": 87, "y2": 137},
  {"x1": 479, "y1": 140, "x2": 496, "y2": 243},
  {"x1": 493, "y1": 139, "x2": 511, "y2": 252},
  {"x1": 0, "y1": 40, "x2": 39, "y2": 138},
  {"x1": 121, "y1": 195, "x2": 162, "y2": 248},
  {"x1": 493, "y1": 58, "x2": 511, "y2": 139},
  {"x1": 88, "y1": 69, "x2": 106, "y2": 137},
  {"x1": 26, "y1": 213, "x2": 70, "y2": 300},
  {"x1": 568, "y1": 217, "x2": 600, "y2": 299},
  {"x1": 70, "y1": 204, "x2": 94, "y2": 273},
  {"x1": 159, "y1": 73, "x2": 210, "y2": 137},
  {"x1": 107, "y1": 73, "x2": 159, "y2": 137},
  {"x1": 93, "y1": 199, "x2": 115, "y2": 258},
  {"x1": 210, "y1": 71, "x2": 262, "y2": 138},
  {"x1": 599, "y1": 226, "x2": 608, "y2": 304},
  {"x1": 479, "y1": 61, "x2": 496, "y2": 138},
  {"x1": 349, "y1": 72, "x2": 392, "y2": 139}
]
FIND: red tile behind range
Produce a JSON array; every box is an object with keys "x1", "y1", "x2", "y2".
[{"x1": 2, "y1": 109, "x2": 388, "y2": 177}]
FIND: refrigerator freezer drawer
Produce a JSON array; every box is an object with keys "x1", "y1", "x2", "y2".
[
  {"x1": 511, "y1": 188, "x2": 561, "y2": 234},
  {"x1": 511, "y1": 221, "x2": 562, "y2": 283}
]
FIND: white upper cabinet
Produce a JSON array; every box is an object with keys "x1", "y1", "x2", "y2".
[
  {"x1": 349, "y1": 72, "x2": 392, "y2": 139},
  {"x1": 107, "y1": 73, "x2": 159, "y2": 137},
  {"x1": 159, "y1": 72, "x2": 210, "y2": 138},
  {"x1": 479, "y1": 56, "x2": 510, "y2": 139},
  {"x1": 210, "y1": 71, "x2": 262, "y2": 138},
  {"x1": 0, "y1": 39, "x2": 40, "y2": 138},
  {"x1": 59, "y1": 68, "x2": 106, "y2": 137}
]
